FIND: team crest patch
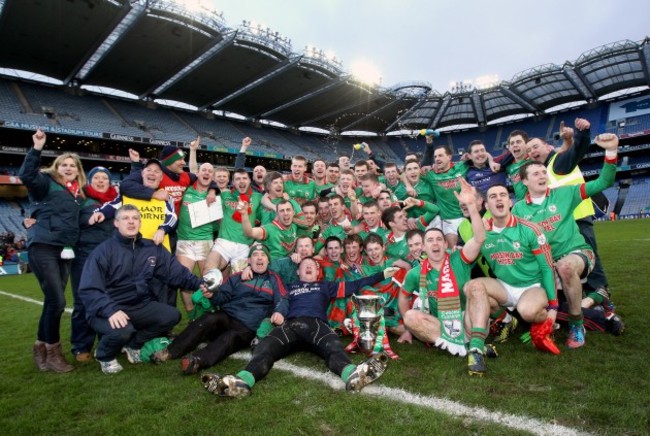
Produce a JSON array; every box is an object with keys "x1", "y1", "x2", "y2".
[
  {"x1": 147, "y1": 256, "x2": 157, "y2": 267},
  {"x1": 443, "y1": 319, "x2": 463, "y2": 338},
  {"x1": 513, "y1": 241, "x2": 521, "y2": 250},
  {"x1": 548, "y1": 204, "x2": 557, "y2": 213},
  {"x1": 537, "y1": 234, "x2": 547, "y2": 246}
]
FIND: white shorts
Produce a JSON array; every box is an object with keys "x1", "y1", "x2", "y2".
[
  {"x1": 441, "y1": 217, "x2": 464, "y2": 236},
  {"x1": 211, "y1": 238, "x2": 250, "y2": 267},
  {"x1": 176, "y1": 240, "x2": 212, "y2": 262},
  {"x1": 498, "y1": 279, "x2": 541, "y2": 309}
]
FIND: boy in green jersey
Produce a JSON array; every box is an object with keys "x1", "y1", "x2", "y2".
[
  {"x1": 504, "y1": 130, "x2": 532, "y2": 201},
  {"x1": 465, "y1": 184, "x2": 559, "y2": 376},
  {"x1": 239, "y1": 199, "x2": 300, "y2": 261},
  {"x1": 397, "y1": 160, "x2": 437, "y2": 219},
  {"x1": 175, "y1": 163, "x2": 220, "y2": 311},
  {"x1": 284, "y1": 155, "x2": 318, "y2": 205},
  {"x1": 512, "y1": 133, "x2": 619, "y2": 349},
  {"x1": 417, "y1": 145, "x2": 470, "y2": 247},
  {"x1": 315, "y1": 195, "x2": 352, "y2": 254},
  {"x1": 204, "y1": 169, "x2": 262, "y2": 274},
  {"x1": 348, "y1": 201, "x2": 389, "y2": 242},
  {"x1": 258, "y1": 171, "x2": 301, "y2": 225},
  {"x1": 398, "y1": 180, "x2": 485, "y2": 356},
  {"x1": 382, "y1": 198, "x2": 440, "y2": 260}
]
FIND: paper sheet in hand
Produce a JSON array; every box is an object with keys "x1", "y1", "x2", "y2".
[{"x1": 188, "y1": 198, "x2": 223, "y2": 228}]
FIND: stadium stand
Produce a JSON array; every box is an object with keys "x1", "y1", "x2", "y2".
[
  {"x1": 0, "y1": 199, "x2": 26, "y2": 239},
  {"x1": 619, "y1": 177, "x2": 650, "y2": 216}
]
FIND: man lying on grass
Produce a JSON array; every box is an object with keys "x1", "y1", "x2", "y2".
[{"x1": 201, "y1": 257, "x2": 399, "y2": 397}]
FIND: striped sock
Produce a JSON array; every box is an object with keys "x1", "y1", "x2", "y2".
[
  {"x1": 568, "y1": 314, "x2": 584, "y2": 328},
  {"x1": 469, "y1": 327, "x2": 488, "y2": 352}
]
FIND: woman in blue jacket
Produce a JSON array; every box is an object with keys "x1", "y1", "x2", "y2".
[
  {"x1": 18, "y1": 129, "x2": 85, "y2": 373},
  {"x1": 69, "y1": 166, "x2": 117, "y2": 362}
]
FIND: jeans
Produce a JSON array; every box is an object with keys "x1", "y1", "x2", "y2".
[
  {"x1": 28, "y1": 244, "x2": 71, "y2": 344},
  {"x1": 90, "y1": 301, "x2": 180, "y2": 361},
  {"x1": 70, "y1": 248, "x2": 97, "y2": 354}
]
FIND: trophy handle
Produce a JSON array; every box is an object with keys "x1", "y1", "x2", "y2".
[
  {"x1": 377, "y1": 295, "x2": 386, "y2": 310},
  {"x1": 351, "y1": 294, "x2": 361, "y2": 311}
]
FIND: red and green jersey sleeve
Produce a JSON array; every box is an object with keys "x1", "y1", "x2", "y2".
[{"x1": 315, "y1": 223, "x2": 347, "y2": 253}]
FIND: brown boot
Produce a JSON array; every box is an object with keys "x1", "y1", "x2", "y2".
[
  {"x1": 32, "y1": 341, "x2": 48, "y2": 371},
  {"x1": 45, "y1": 343, "x2": 75, "y2": 373}
]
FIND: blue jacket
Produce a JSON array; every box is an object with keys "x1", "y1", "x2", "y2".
[
  {"x1": 76, "y1": 188, "x2": 115, "y2": 257},
  {"x1": 281, "y1": 272, "x2": 384, "y2": 322},
  {"x1": 211, "y1": 271, "x2": 287, "y2": 332},
  {"x1": 18, "y1": 149, "x2": 82, "y2": 247},
  {"x1": 79, "y1": 232, "x2": 203, "y2": 319}
]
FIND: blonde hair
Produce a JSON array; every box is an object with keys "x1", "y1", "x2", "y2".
[{"x1": 43, "y1": 153, "x2": 86, "y2": 197}]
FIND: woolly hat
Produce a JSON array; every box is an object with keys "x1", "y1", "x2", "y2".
[
  {"x1": 159, "y1": 145, "x2": 185, "y2": 166},
  {"x1": 144, "y1": 158, "x2": 164, "y2": 171},
  {"x1": 87, "y1": 166, "x2": 111, "y2": 184},
  {"x1": 249, "y1": 242, "x2": 270, "y2": 259}
]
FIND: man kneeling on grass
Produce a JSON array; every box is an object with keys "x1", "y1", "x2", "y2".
[
  {"x1": 79, "y1": 205, "x2": 207, "y2": 374},
  {"x1": 150, "y1": 243, "x2": 287, "y2": 374},
  {"x1": 202, "y1": 257, "x2": 399, "y2": 397}
]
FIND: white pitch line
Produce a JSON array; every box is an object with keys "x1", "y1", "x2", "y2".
[
  {"x1": 0, "y1": 290, "x2": 72, "y2": 313},
  {"x1": 233, "y1": 353, "x2": 590, "y2": 436},
  {"x1": 1, "y1": 289, "x2": 589, "y2": 436}
]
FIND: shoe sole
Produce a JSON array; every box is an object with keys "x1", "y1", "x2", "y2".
[
  {"x1": 348, "y1": 353, "x2": 389, "y2": 392},
  {"x1": 468, "y1": 369, "x2": 485, "y2": 377},
  {"x1": 202, "y1": 373, "x2": 222, "y2": 394}
]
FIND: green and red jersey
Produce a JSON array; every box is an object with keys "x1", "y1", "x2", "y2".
[
  {"x1": 219, "y1": 188, "x2": 262, "y2": 245},
  {"x1": 177, "y1": 184, "x2": 219, "y2": 241},
  {"x1": 422, "y1": 161, "x2": 469, "y2": 219},
  {"x1": 481, "y1": 214, "x2": 557, "y2": 303},
  {"x1": 259, "y1": 197, "x2": 301, "y2": 226},
  {"x1": 401, "y1": 249, "x2": 472, "y2": 315},
  {"x1": 284, "y1": 176, "x2": 318, "y2": 203},
  {"x1": 259, "y1": 221, "x2": 300, "y2": 260},
  {"x1": 506, "y1": 158, "x2": 532, "y2": 201},
  {"x1": 512, "y1": 158, "x2": 616, "y2": 260}
]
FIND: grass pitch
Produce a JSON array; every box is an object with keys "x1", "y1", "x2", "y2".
[{"x1": 0, "y1": 220, "x2": 648, "y2": 435}]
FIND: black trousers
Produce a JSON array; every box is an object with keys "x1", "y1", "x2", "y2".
[
  {"x1": 244, "y1": 317, "x2": 351, "y2": 382},
  {"x1": 90, "y1": 301, "x2": 180, "y2": 361},
  {"x1": 167, "y1": 311, "x2": 255, "y2": 368}
]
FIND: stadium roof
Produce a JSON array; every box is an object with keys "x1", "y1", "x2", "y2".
[{"x1": 0, "y1": 0, "x2": 648, "y2": 134}]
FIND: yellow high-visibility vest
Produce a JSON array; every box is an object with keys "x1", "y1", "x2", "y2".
[
  {"x1": 547, "y1": 153, "x2": 595, "y2": 220},
  {"x1": 123, "y1": 195, "x2": 171, "y2": 251}
]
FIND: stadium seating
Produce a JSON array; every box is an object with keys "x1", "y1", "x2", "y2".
[
  {"x1": 0, "y1": 199, "x2": 27, "y2": 239},
  {"x1": 619, "y1": 177, "x2": 650, "y2": 216}
]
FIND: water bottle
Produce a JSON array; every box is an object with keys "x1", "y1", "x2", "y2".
[{"x1": 418, "y1": 129, "x2": 440, "y2": 138}]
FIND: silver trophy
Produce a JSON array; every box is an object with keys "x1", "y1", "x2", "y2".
[{"x1": 352, "y1": 295, "x2": 386, "y2": 355}]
